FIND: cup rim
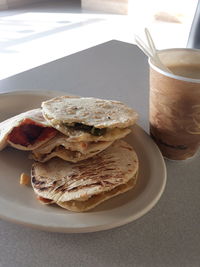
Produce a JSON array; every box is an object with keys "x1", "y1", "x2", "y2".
[{"x1": 149, "y1": 48, "x2": 200, "y2": 84}]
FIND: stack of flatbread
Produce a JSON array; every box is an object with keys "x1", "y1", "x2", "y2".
[
  {"x1": 0, "y1": 96, "x2": 139, "y2": 212},
  {"x1": 32, "y1": 140, "x2": 139, "y2": 212},
  {"x1": 31, "y1": 96, "x2": 138, "y2": 163}
]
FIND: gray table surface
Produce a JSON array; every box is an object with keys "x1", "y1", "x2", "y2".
[{"x1": 0, "y1": 40, "x2": 199, "y2": 267}]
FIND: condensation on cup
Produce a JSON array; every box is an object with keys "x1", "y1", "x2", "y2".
[{"x1": 149, "y1": 48, "x2": 200, "y2": 160}]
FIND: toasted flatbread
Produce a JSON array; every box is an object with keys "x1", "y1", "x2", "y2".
[
  {"x1": 57, "y1": 175, "x2": 137, "y2": 212},
  {"x1": 31, "y1": 140, "x2": 139, "y2": 212},
  {"x1": 41, "y1": 96, "x2": 138, "y2": 142},
  {"x1": 31, "y1": 133, "x2": 113, "y2": 162},
  {"x1": 0, "y1": 109, "x2": 57, "y2": 151},
  {"x1": 48, "y1": 127, "x2": 131, "y2": 142}
]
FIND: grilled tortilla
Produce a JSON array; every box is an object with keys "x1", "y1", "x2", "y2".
[
  {"x1": 41, "y1": 96, "x2": 138, "y2": 142},
  {"x1": 31, "y1": 133, "x2": 113, "y2": 162},
  {"x1": 31, "y1": 140, "x2": 139, "y2": 212},
  {"x1": 0, "y1": 109, "x2": 57, "y2": 151}
]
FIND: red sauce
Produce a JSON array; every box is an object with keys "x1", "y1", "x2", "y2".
[{"x1": 8, "y1": 118, "x2": 57, "y2": 147}]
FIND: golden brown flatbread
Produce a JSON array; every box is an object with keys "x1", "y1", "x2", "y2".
[
  {"x1": 31, "y1": 133, "x2": 114, "y2": 162},
  {"x1": 42, "y1": 96, "x2": 138, "y2": 142},
  {"x1": 57, "y1": 175, "x2": 137, "y2": 212},
  {"x1": 31, "y1": 140, "x2": 139, "y2": 212}
]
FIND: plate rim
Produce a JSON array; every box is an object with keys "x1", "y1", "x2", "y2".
[{"x1": 0, "y1": 90, "x2": 167, "y2": 233}]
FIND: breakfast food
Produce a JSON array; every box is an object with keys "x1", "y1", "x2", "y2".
[
  {"x1": 31, "y1": 140, "x2": 139, "y2": 212},
  {"x1": 0, "y1": 95, "x2": 139, "y2": 212},
  {"x1": 31, "y1": 133, "x2": 114, "y2": 162},
  {"x1": 0, "y1": 109, "x2": 57, "y2": 151},
  {"x1": 29, "y1": 96, "x2": 138, "y2": 163},
  {"x1": 41, "y1": 96, "x2": 138, "y2": 142}
]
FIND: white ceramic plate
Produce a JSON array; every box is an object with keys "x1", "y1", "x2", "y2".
[{"x1": 0, "y1": 91, "x2": 167, "y2": 233}]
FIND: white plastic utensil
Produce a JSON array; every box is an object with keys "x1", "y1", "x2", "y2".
[
  {"x1": 135, "y1": 34, "x2": 153, "y2": 58},
  {"x1": 135, "y1": 28, "x2": 172, "y2": 73}
]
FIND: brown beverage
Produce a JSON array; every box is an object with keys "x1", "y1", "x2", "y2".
[
  {"x1": 168, "y1": 64, "x2": 200, "y2": 79},
  {"x1": 149, "y1": 49, "x2": 200, "y2": 160}
]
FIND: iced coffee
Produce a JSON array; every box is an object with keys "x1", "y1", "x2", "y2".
[{"x1": 149, "y1": 48, "x2": 200, "y2": 160}]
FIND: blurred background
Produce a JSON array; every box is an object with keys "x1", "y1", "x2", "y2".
[{"x1": 0, "y1": 0, "x2": 198, "y2": 79}]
